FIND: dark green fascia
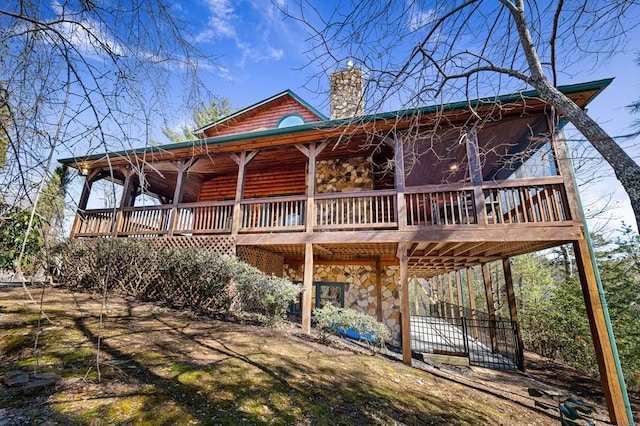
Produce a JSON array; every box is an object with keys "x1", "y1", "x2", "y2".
[{"x1": 59, "y1": 78, "x2": 613, "y2": 165}]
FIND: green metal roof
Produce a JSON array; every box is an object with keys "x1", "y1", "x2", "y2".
[{"x1": 59, "y1": 78, "x2": 613, "y2": 166}]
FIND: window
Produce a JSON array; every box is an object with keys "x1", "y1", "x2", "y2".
[
  {"x1": 290, "y1": 281, "x2": 345, "y2": 314},
  {"x1": 276, "y1": 114, "x2": 305, "y2": 128}
]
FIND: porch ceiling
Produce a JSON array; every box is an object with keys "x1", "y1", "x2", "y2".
[{"x1": 254, "y1": 239, "x2": 567, "y2": 278}]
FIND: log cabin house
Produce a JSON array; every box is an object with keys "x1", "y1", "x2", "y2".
[{"x1": 60, "y1": 68, "x2": 630, "y2": 423}]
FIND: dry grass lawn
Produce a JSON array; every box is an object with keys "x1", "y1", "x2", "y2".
[{"x1": 0, "y1": 285, "x2": 616, "y2": 425}]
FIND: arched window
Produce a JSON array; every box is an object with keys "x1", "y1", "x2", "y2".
[{"x1": 276, "y1": 114, "x2": 305, "y2": 128}]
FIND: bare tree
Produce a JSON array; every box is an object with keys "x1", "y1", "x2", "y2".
[
  {"x1": 288, "y1": 0, "x2": 640, "y2": 232},
  {"x1": 0, "y1": 1, "x2": 214, "y2": 209}
]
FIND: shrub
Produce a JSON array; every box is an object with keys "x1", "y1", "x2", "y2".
[
  {"x1": 313, "y1": 304, "x2": 391, "y2": 353},
  {"x1": 60, "y1": 239, "x2": 301, "y2": 324}
]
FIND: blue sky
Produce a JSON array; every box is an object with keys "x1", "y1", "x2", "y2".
[{"x1": 164, "y1": 0, "x2": 639, "y2": 232}]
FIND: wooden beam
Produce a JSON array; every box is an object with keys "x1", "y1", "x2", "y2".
[
  {"x1": 455, "y1": 270, "x2": 464, "y2": 318},
  {"x1": 466, "y1": 267, "x2": 480, "y2": 340},
  {"x1": 168, "y1": 160, "x2": 188, "y2": 236},
  {"x1": 235, "y1": 225, "x2": 583, "y2": 245},
  {"x1": 573, "y1": 239, "x2": 629, "y2": 425},
  {"x1": 301, "y1": 243, "x2": 314, "y2": 334},
  {"x1": 113, "y1": 166, "x2": 134, "y2": 237},
  {"x1": 398, "y1": 242, "x2": 411, "y2": 364},
  {"x1": 231, "y1": 151, "x2": 257, "y2": 235},
  {"x1": 481, "y1": 263, "x2": 498, "y2": 352},
  {"x1": 394, "y1": 138, "x2": 407, "y2": 231},
  {"x1": 376, "y1": 257, "x2": 383, "y2": 322},
  {"x1": 294, "y1": 144, "x2": 310, "y2": 158},
  {"x1": 502, "y1": 258, "x2": 525, "y2": 371},
  {"x1": 465, "y1": 127, "x2": 487, "y2": 227},
  {"x1": 448, "y1": 272, "x2": 456, "y2": 319},
  {"x1": 548, "y1": 121, "x2": 581, "y2": 221},
  {"x1": 71, "y1": 175, "x2": 95, "y2": 238},
  {"x1": 283, "y1": 257, "x2": 399, "y2": 267},
  {"x1": 305, "y1": 142, "x2": 316, "y2": 233}
]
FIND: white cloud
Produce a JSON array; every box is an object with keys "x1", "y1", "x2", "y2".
[
  {"x1": 196, "y1": 0, "x2": 237, "y2": 42},
  {"x1": 406, "y1": 1, "x2": 436, "y2": 32},
  {"x1": 195, "y1": 0, "x2": 290, "y2": 68}
]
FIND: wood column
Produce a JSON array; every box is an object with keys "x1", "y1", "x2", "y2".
[
  {"x1": 465, "y1": 127, "x2": 487, "y2": 226},
  {"x1": 301, "y1": 243, "x2": 314, "y2": 334},
  {"x1": 481, "y1": 263, "x2": 498, "y2": 352},
  {"x1": 394, "y1": 138, "x2": 407, "y2": 230},
  {"x1": 113, "y1": 167, "x2": 134, "y2": 237},
  {"x1": 502, "y1": 258, "x2": 525, "y2": 371},
  {"x1": 574, "y1": 239, "x2": 629, "y2": 425},
  {"x1": 71, "y1": 170, "x2": 99, "y2": 238},
  {"x1": 552, "y1": 115, "x2": 631, "y2": 425},
  {"x1": 448, "y1": 272, "x2": 456, "y2": 319},
  {"x1": 168, "y1": 159, "x2": 192, "y2": 236},
  {"x1": 466, "y1": 267, "x2": 479, "y2": 340},
  {"x1": 230, "y1": 151, "x2": 258, "y2": 235},
  {"x1": 455, "y1": 270, "x2": 464, "y2": 318},
  {"x1": 375, "y1": 257, "x2": 383, "y2": 322},
  {"x1": 398, "y1": 242, "x2": 411, "y2": 364},
  {"x1": 305, "y1": 143, "x2": 317, "y2": 233}
]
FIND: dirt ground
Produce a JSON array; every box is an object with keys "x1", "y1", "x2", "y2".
[{"x1": 1, "y1": 284, "x2": 638, "y2": 425}]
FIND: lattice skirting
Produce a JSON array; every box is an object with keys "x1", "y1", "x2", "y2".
[
  {"x1": 237, "y1": 246, "x2": 284, "y2": 276},
  {"x1": 148, "y1": 235, "x2": 237, "y2": 257}
]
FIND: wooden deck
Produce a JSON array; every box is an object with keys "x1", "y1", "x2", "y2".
[{"x1": 73, "y1": 177, "x2": 570, "y2": 238}]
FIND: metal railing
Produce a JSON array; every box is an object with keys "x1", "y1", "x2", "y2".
[{"x1": 410, "y1": 303, "x2": 522, "y2": 370}]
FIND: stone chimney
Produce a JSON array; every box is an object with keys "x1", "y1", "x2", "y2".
[{"x1": 329, "y1": 65, "x2": 364, "y2": 120}]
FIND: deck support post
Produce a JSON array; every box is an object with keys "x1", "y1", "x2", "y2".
[
  {"x1": 375, "y1": 257, "x2": 383, "y2": 322},
  {"x1": 301, "y1": 243, "x2": 314, "y2": 334},
  {"x1": 466, "y1": 268, "x2": 480, "y2": 340},
  {"x1": 481, "y1": 263, "x2": 498, "y2": 352},
  {"x1": 553, "y1": 123, "x2": 632, "y2": 425},
  {"x1": 447, "y1": 272, "x2": 456, "y2": 319},
  {"x1": 574, "y1": 239, "x2": 630, "y2": 425},
  {"x1": 502, "y1": 258, "x2": 525, "y2": 371},
  {"x1": 397, "y1": 242, "x2": 411, "y2": 364},
  {"x1": 455, "y1": 270, "x2": 464, "y2": 318}
]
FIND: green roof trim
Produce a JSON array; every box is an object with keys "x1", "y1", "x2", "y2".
[
  {"x1": 193, "y1": 89, "x2": 328, "y2": 134},
  {"x1": 59, "y1": 78, "x2": 613, "y2": 166}
]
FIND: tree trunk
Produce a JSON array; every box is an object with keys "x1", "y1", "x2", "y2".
[{"x1": 533, "y1": 81, "x2": 640, "y2": 232}]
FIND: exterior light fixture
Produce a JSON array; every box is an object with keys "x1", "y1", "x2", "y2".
[
  {"x1": 448, "y1": 159, "x2": 459, "y2": 171},
  {"x1": 80, "y1": 166, "x2": 89, "y2": 176}
]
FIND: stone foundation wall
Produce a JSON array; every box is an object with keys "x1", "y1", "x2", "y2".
[
  {"x1": 285, "y1": 263, "x2": 401, "y2": 346},
  {"x1": 315, "y1": 157, "x2": 373, "y2": 194}
]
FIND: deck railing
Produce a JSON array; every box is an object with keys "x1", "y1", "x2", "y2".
[
  {"x1": 74, "y1": 208, "x2": 116, "y2": 236},
  {"x1": 405, "y1": 185, "x2": 476, "y2": 226},
  {"x1": 315, "y1": 190, "x2": 397, "y2": 230},
  {"x1": 482, "y1": 178, "x2": 570, "y2": 225},
  {"x1": 240, "y1": 195, "x2": 306, "y2": 232},
  {"x1": 174, "y1": 201, "x2": 234, "y2": 234},
  {"x1": 71, "y1": 178, "x2": 573, "y2": 237},
  {"x1": 120, "y1": 205, "x2": 172, "y2": 236}
]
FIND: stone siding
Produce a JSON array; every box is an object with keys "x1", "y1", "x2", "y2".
[
  {"x1": 315, "y1": 157, "x2": 373, "y2": 194},
  {"x1": 285, "y1": 263, "x2": 401, "y2": 346},
  {"x1": 329, "y1": 67, "x2": 364, "y2": 120}
]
